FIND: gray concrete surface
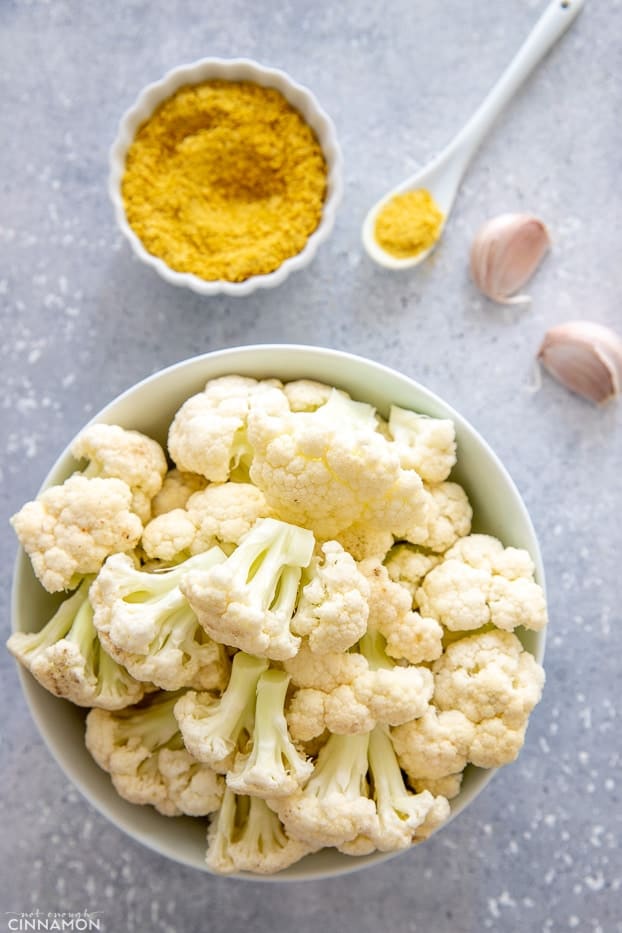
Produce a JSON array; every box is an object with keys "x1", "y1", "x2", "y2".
[{"x1": 1, "y1": 1, "x2": 620, "y2": 931}]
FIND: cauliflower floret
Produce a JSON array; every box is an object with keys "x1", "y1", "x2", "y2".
[
  {"x1": 271, "y1": 727, "x2": 449, "y2": 856},
  {"x1": 417, "y1": 560, "x2": 491, "y2": 632},
  {"x1": 247, "y1": 387, "x2": 429, "y2": 540},
  {"x1": 270, "y1": 732, "x2": 377, "y2": 851},
  {"x1": 71, "y1": 423, "x2": 167, "y2": 522},
  {"x1": 417, "y1": 482, "x2": 473, "y2": 553},
  {"x1": 11, "y1": 474, "x2": 143, "y2": 593},
  {"x1": 392, "y1": 707, "x2": 475, "y2": 780},
  {"x1": 181, "y1": 518, "x2": 315, "y2": 661},
  {"x1": 173, "y1": 653, "x2": 269, "y2": 772},
  {"x1": 367, "y1": 726, "x2": 450, "y2": 851},
  {"x1": 90, "y1": 548, "x2": 231, "y2": 691},
  {"x1": 354, "y1": 628, "x2": 434, "y2": 728},
  {"x1": 157, "y1": 747, "x2": 225, "y2": 817},
  {"x1": 284, "y1": 644, "x2": 368, "y2": 693},
  {"x1": 335, "y1": 523, "x2": 394, "y2": 561},
  {"x1": 291, "y1": 541, "x2": 370, "y2": 654},
  {"x1": 140, "y1": 509, "x2": 197, "y2": 563},
  {"x1": 388, "y1": 406, "x2": 457, "y2": 483},
  {"x1": 142, "y1": 482, "x2": 272, "y2": 562},
  {"x1": 175, "y1": 658, "x2": 311, "y2": 799},
  {"x1": 282, "y1": 379, "x2": 333, "y2": 411},
  {"x1": 226, "y1": 669, "x2": 313, "y2": 798},
  {"x1": 286, "y1": 688, "x2": 330, "y2": 744},
  {"x1": 384, "y1": 543, "x2": 441, "y2": 598},
  {"x1": 85, "y1": 692, "x2": 224, "y2": 817},
  {"x1": 447, "y1": 534, "x2": 534, "y2": 575},
  {"x1": 410, "y1": 772, "x2": 464, "y2": 801},
  {"x1": 206, "y1": 789, "x2": 313, "y2": 875},
  {"x1": 410, "y1": 794, "x2": 454, "y2": 841},
  {"x1": 359, "y1": 558, "x2": 443, "y2": 664},
  {"x1": 417, "y1": 534, "x2": 548, "y2": 633},
  {"x1": 7, "y1": 576, "x2": 145, "y2": 710},
  {"x1": 433, "y1": 629, "x2": 545, "y2": 733},
  {"x1": 150, "y1": 468, "x2": 207, "y2": 517},
  {"x1": 467, "y1": 716, "x2": 528, "y2": 770},
  {"x1": 168, "y1": 375, "x2": 281, "y2": 482},
  {"x1": 185, "y1": 483, "x2": 272, "y2": 554},
  {"x1": 285, "y1": 634, "x2": 433, "y2": 736}
]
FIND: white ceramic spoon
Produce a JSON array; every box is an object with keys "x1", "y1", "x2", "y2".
[{"x1": 362, "y1": 0, "x2": 586, "y2": 270}]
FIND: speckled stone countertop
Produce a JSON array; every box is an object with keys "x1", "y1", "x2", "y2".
[{"x1": 1, "y1": 1, "x2": 620, "y2": 931}]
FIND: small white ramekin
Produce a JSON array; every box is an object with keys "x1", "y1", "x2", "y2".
[{"x1": 109, "y1": 58, "x2": 343, "y2": 297}]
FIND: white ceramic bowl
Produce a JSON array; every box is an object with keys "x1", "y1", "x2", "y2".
[
  {"x1": 11, "y1": 345, "x2": 546, "y2": 880},
  {"x1": 109, "y1": 58, "x2": 343, "y2": 297}
]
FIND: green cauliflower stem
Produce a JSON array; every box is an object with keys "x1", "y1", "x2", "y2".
[
  {"x1": 174, "y1": 652, "x2": 269, "y2": 772},
  {"x1": 180, "y1": 517, "x2": 315, "y2": 660},
  {"x1": 7, "y1": 577, "x2": 145, "y2": 709},
  {"x1": 85, "y1": 691, "x2": 224, "y2": 817},
  {"x1": 227, "y1": 669, "x2": 313, "y2": 798},
  {"x1": 206, "y1": 787, "x2": 312, "y2": 875},
  {"x1": 90, "y1": 548, "x2": 230, "y2": 691}
]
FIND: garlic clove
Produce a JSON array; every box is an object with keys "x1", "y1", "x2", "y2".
[
  {"x1": 470, "y1": 213, "x2": 551, "y2": 305},
  {"x1": 537, "y1": 321, "x2": 622, "y2": 404}
]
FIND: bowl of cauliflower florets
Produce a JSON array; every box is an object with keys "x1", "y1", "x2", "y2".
[{"x1": 9, "y1": 344, "x2": 547, "y2": 879}]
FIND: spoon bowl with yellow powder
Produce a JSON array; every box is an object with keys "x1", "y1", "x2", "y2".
[
  {"x1": 362, "y1": 0, "x2": 585, "y2": 270},
  {"x1": 110, "y1": 58, "x2": 342, "y2": 296}
]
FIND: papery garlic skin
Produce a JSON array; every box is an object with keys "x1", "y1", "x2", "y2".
[
  {"x1": 538, "y1": 321, "x2": 622, "y2": 404},
  {"x1": 470, "y1": 213, "x2": 551, "y2": 305}
]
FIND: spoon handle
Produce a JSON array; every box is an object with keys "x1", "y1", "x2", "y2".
[{"x1": 447, "y1": 0, "x2": 586, "y2": 171}]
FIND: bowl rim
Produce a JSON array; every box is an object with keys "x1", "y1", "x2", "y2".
[
  {"x1": 108, "y1": 57, "x2": 344, "y2": 297},
  {"x1": 10, "y1": 343, "x2": 547, "y2": 881}
]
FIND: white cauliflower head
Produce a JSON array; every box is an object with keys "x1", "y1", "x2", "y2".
[
  {"x1": 432, "y1": 629, "x2": 545, "y2": 732},
  {"x1": 90, "y1": 549, "x2": 231, "y2": 691},
  {"x1": 206, "y1": 789, "x2": 313, "y2": 875},
  {"x1": 269, "y1": 732, "x2": 377, "y2": 851},
  {"x1": 334, "y1": 523, "x2": 394, "y2": 561},
  {"x1": 417, "y1": 534, "x2": 548, "y2": 633},
  {"x1": 173, "y1": 653, "x2": 269, "y2": 772},
  {"x1": 388, "y1": 406, "x2": 457, "y2": 483},
  {"x1": 392, "y1": 707, "x2": 476, "y2": 780},
  {"x1": 414, "y1": 482, "x2": 473, "y2": 553},
  {"x1": 225, "y1": 669, "x2": 313, "y2": 799},
  {"x1": 11, "y1": 474, "x2": 143, "y2": 592},
  {"x1": 168, "y1": 375, "x2": 281, "y2": 482},
  {"x1": 150, "y1": 468, "x2": 207, "y2": 517},
  {"x1": 384, "y1": 543, "x2": 441, "y2": 598},
  {"x1": 181, "y1": 518, "x2": 315, "y2": 661},
  {"x1": 7, "y1": 576, "x2": 145, "y2": 710},
  {"x1": 247, "y1": 387, "x2": 429, "y2": 540},
  {"x1": 291, "y1": 541, "x2": 370, "y2": 654},
  {"x1": 282, "y1": 379, "x2": 333, "y2": 411},
  {"x1": 85, "y1": 693, "x2": 224, "y2": 817},
  {"x1": 71, "y1": 423, "x2": 167, "y2": 522},
  {"x1": 285, "y1": 634, "x2": 433, "y2": 736},
  {"x1": 141, "y1": 482, "x2": 272, "y2": 562},
  {"x1": 359, "y1": 558, "x2": 443, "y2": 665}
]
